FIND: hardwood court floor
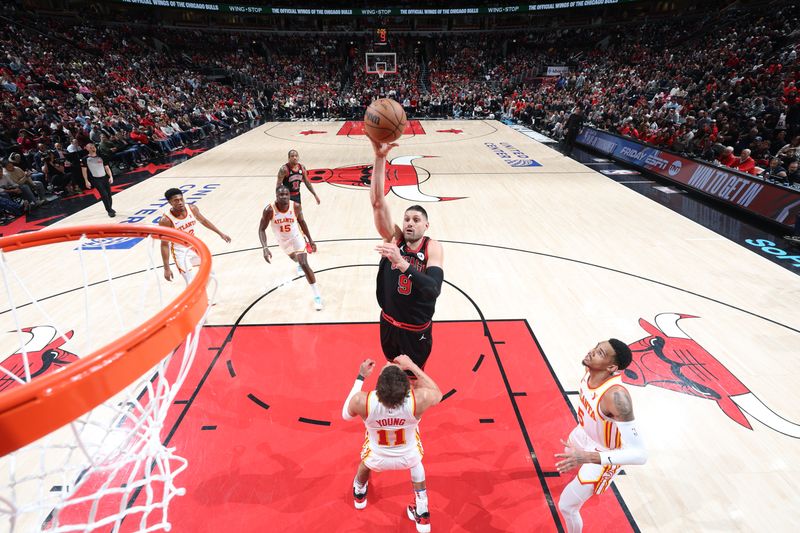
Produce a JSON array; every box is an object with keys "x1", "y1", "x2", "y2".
[{"x1": 2, "y1": 120, "x2": 799, "y2": 532}]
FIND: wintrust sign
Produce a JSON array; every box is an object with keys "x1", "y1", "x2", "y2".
[
  {"x1": 576, "y1": 126, "x2": 800, "y2": 229},
  {"x1": 687, "y1": 167, "x2": 763, "y2": 207}
]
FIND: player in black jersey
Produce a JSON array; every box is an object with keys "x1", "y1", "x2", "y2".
[
  {"x1": 276, "y1": 149, "x2": 321, "y2": 205},
  {"x1": 369, "y1": 139, "x2": 444, "y2": 371}
]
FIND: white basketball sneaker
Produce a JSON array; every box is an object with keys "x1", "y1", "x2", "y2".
[
  {"x1": 407, "y1": 504, "x2": 431, "y2": 533},
  {"x1": 353, "y1": 482, "x2": 368, "y2": 509},
  {"x1": 313, "y1": 296, "x2": 324, "y2": 311}
]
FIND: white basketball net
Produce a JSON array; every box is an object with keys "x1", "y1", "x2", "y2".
[{"x1": 0, "y1": 233, "x2": 212, "y2": 532}]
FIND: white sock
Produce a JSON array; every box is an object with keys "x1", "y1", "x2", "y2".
[
  {"x1": 354, "y1": 477, "x2": 367, "y2": 493},
  {"x1": 309, "y1": 283, "x2": 321, "y2": 298},
  {"x1": 414, "y1": 488, "x2": 428, "y2": 515}
]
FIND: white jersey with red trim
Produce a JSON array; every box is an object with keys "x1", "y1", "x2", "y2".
[
  {"x1": 362, "y1": 390, "x2": 422, "y2": 459},
  {"x1": 576, "y1": 371, "x2": 625, "y2": 451},
  {"x1": 162, "y1": 206, "x2": 197, "y2": 254},
  {"x1": 269, "y1": 201, "x2": 303, "y2": 246}
]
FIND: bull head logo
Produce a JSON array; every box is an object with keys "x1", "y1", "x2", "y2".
[
  {"x1": 307, "y1": 155, "x2": 465, "y2": 202},
  {"x1": 0, "y1": 326, "x2": 78, "y2": 392},
  {"x1": 625, "y1": 313, "x2": 800, "y2": 438}
]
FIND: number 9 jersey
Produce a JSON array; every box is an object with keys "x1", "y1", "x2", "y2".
[{"x1": 376, "y1": 236, "x2": 436, "y2": 325}]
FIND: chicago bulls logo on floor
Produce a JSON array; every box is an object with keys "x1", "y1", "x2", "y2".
[
  {"x1": 0, "y1": 326, "x2": 78, "y2": 391},
  {"x1": 624, "y1": 313, "x2": 800, "y2": 438},
  {"x1": 307, "y1": 155, "x2": 465, "y2": 202}
]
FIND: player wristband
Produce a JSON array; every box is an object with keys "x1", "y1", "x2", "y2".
[{"x1": 356, "y1": 374, "x2": 365, "y2": 381}]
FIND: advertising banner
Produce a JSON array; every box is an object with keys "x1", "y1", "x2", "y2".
[
  {"x1": 576, "y1": 127, "x2": 800, "y2": 229},
  {"x1": 545, "y1": 66, "x2": 570, "y2": 76},
  {"x1": 115, "y1": 0, "x2": 636, "y2": 16}
]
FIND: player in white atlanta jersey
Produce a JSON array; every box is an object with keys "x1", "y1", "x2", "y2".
[
  {"x1": 258, "y1": 184, "x2": 323, "y2": 310},
  {"x1": 554, "y1": 339, "x2": 647, "y2": 533},
  {"x1": 159, "y1": 188, "x2": 231, "y2": 284},
  {"x1": 342, "y1": 355, "x2": 442, "y2": 533}
]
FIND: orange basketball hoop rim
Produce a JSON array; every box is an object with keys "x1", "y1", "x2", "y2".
[{"x1": 0, "y1": 224, "x2": 211, "y2": 457}]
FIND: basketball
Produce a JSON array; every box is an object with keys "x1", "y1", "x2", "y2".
[{"x1": 363, "y1": 98, "x2": 407, "y2": 143}]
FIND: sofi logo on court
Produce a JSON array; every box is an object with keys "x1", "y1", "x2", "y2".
[
  {"x1": 745, "y1": 238, "x2": 800, "y2": 268},
  {"x1": 81, "y1": 183, "x2": 221, "y2": 250},
  {"x1": 484, "y1": 142, "x2": 541, "y2": 168}
]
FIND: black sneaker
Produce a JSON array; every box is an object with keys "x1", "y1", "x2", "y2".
[
  {"x1": 353, "y1": 484, "x2": 368, "y2": 510},
  {"x1": 407, "y1": 504, "x2": 431, "y2": 532},
  {"x1": 108, "y1": 210, "x2": 116, "y2": 218}
]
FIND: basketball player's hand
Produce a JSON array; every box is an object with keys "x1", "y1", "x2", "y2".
[
  {"x1": 359, "y1": 359, "x2": 376, "y2": 378},
  {"x1": 263, "y1": 248, "x2": 272, "y2": 263},
  {"x1": 164, "y1": 266, "x2": 173, "y2": 282},
  {"x1": 555, "y1": 439, "x2": 582, "y2": 473},
  {"x1": 392, "y1": 354, "x2": 414, "y2": 370},
  {"x1": 308, "y1": 240, "x2": 317, "y2": 253},
  {"x1": 314, "y1": 193, "x2": 320, "y2": 205},
  {"x1": 375, "y1": 242, "x2": 404, "y2": 268},
  {"x1": 220, "y1": 233, "x2": 231, "y2": 243},
  {"x1": 108, "y1": 176, "x2": 113, "y2": 184},
  {"x1": 370, "y1": 139, "x2": 399, "y2": 158},
  {"x1": 84, "y1": 180, "x2": 91, "y2": 189}
]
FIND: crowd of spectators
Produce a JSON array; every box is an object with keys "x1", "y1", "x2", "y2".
[
  {"x1": 0, "y1": 12, "x2": 268, "y2": 220},
  {"x1": 506, "y1": 7, "x2": 800, "y2": 188},
  {"x1": 2, "y1": 2, "x2": 799, "y2": 221}
]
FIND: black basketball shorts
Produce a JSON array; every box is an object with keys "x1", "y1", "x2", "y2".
[{"x1": 379, "y1": 314, "x2": 433, "y2": 370}]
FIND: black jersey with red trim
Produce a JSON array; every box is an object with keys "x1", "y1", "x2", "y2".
[
  {"x1": 281, "y1": 163, "x2": 305, "y2": 203},
  {"x1": 376, "y1": 236, "x2": 437, "y2": 326}
]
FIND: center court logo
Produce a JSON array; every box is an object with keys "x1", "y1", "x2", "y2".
[
  {"x1": 307, "y1": 155, "x2": 464, "y2": 202},
  {"x1": 81, "y1": 183, "x2": 221, "y2": 250},
  {"x1": 484, "y1": 142, "x2": 542, "y2": 168}
]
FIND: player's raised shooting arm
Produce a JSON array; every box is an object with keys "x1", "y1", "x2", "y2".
[{"x1": 369, "y1": 140, "x2": 401, "y2": 242}]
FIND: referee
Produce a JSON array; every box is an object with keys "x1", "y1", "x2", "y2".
[{"x1": 81, "y1": 142, "x2": 115, "y2": 217}]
